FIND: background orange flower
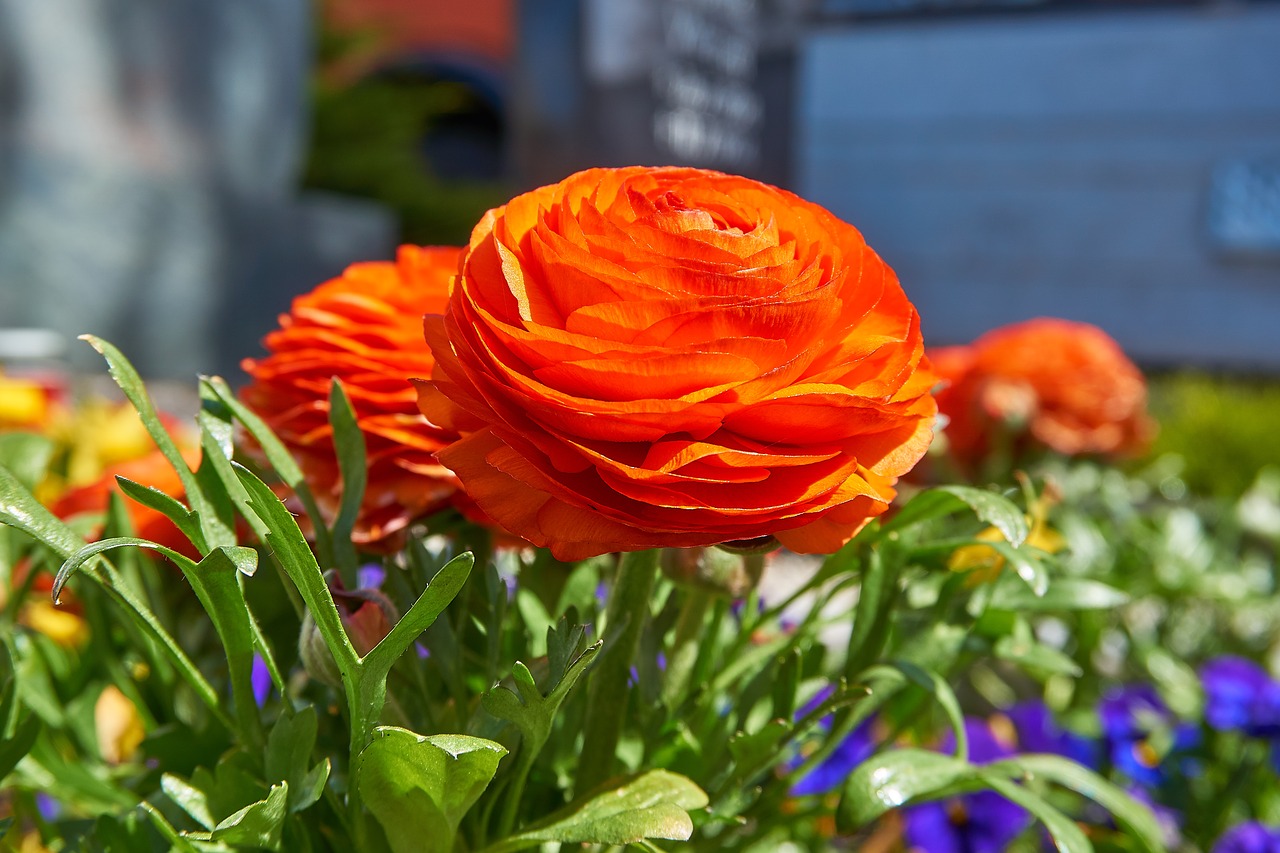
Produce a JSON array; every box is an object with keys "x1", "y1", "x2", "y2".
[
  {"x1": 419, "y1": 166, "x2": 937, "y2": 561},
  {"x1": 931, "y1": 318, "x2": 1155, "y2": 465},
  {"x1": 51, "y1": 446, "x2": 201, "y2": 559},
  {"x1": 241, "y1": 245, "x2": 462, "y2": 548}
]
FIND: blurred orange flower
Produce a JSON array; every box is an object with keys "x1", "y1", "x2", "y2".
[
  {"x1": 52, "y1": 446, "x2": 201, "y2": 560},
  {"x1": 931, "y1": 318, "x2": 1155, "y2": 466},
  {"x1": 241, "y1": 246, "x2": 462, "y2": 548},
  {"x1": 419, "y1": 166, "x2": 937, "y2": 561}
]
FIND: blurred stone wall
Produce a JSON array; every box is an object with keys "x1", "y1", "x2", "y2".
[{"x1": 0, "y1": 0, "x2": 395, "y2": 380}]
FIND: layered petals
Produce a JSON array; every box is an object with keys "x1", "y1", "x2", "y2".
[
  {"x1": 241, "y1": 246, "x2": 462, "y2": 548},
  {"x1": 420, "y1": 166, "x2": 936, "y2": 560}
]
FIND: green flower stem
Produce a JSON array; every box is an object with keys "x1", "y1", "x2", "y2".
[
  {"x1": 661, "y1": 586, "x2": 714, "y2": 708},
  {"x1": 578, "y1": 548, "x2": 661, "y2": 792}
]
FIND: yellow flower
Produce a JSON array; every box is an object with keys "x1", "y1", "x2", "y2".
[
  {"x1": 20, "y1": 600, "x2": 90, "y2": 648},
  {"x1": 0, "y1": 372, "x2": 51, "y2": 430},
  {"x1": 58, "y1": 400, "x2": 158, "y2": 487},
  {"x1": 949, "y1": 492, "x2": 1065, "y2": 584},
  {"x1": 95, "y1": 685, "x2": 146, "y2": 764},
  {"x1": 19, "y1": 831, "x2": 54, "y2": 853}
]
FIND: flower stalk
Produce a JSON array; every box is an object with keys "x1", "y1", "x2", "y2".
[{"x1": 578, "y1": 548, "x2": 661, "y2": 792}]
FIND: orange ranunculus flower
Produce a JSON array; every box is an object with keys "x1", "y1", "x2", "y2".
[
  {"x1": 418, "y1": 166, "x2": 937, "y2": 561},
  {"x1": 241, "y1": 246, "x2": 463, "y2": 548},
  {"x1": 931, "y1": 318, "x2": 1155, "y2": 465}
]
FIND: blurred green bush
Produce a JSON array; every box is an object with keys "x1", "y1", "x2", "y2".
[
  {"x1": 302, "y1": 26, "x2": 509, "y2": 247},
  {"x1": 1148, "y1": 372, "x2": 1280, "y2": 498}
]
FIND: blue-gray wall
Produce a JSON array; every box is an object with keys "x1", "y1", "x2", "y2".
[{"x1": 798, "y1": 4, "x2": 1280, "y2": 368}]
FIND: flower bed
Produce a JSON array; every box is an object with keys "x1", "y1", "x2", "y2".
[{"x1": 2, "y1": 166, "x2": 1277, "y2": 852}]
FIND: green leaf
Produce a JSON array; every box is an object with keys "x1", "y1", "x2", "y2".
[
  {"x1": 0, "y1": 463, "x2": 84, "y2": 557},
  {"x1": 363, "y1": 551, "x2": 474, "y2": 682},
  {"x1": 977, "y1": 773, "x2": 1093, "y2": 853},
  {"x1": 208, "y1": 781, "x2": 289, "y2": 849},
  {"x1": 993, "y1": 634, "x2": 1083, "y2": 678},
  {"x1": 987, "y1": 754, "x2": 1166, "y2": 853},
  {"x1": 234, "y1": 463, "x2": 359, "y2": 679},
  {"x1": 484, "y1": 770, "x2": 708, "y2": 853},
  {"x1": 837, "y1": 749, "x2": 973, "y2": 829},
  {"x1": 137, "y1": 802, "x2": 202, "y2": 853},
  {"x1": 989, "y1": 577, "x2": 1129, "y2": 612},
  {"x1": 357, "y1": 727, "x2": 508, "y2": 853},
  {"x1": 199, "y1": 375, "x2": 334, "y2": 569},
  {"x1": 0, "y1": 433, "x2": 54, "y2": 492},
  {"x1": 58, "y1": 538, "x2": 263, "y2": 747},
  {"x1": 0, "y1": 712, "x2": 40, "y2": 781},
  {"x1": 884, "y1": 485, "x2": 1029, "y2": 547},
  {"x1": 81, "y1": 335, "x2": 232, "y2": 552},
  {"x1": 864, "y1": 662, "x2": 968, "y2": 761},
  {"x1": 0, "y1": 470, "x2": 230, "y2": 728},
  {"x1": 162, "y1": 772, "x2": 217, "y2": 830},
  {"x1": 328, "y1": 379, "x2": 366, "y2": 578},
  {"x1": 727, "y1": 719, "x2": 791, "y2": 771},
  {"x1": 844, "y1": 548, "x2": 900, "y2": 679},
  {"x1": 986, "y1": 540, "x2": 1049, "y2": 596},
  {"x1": 266, "y1": 706, "x2": 330, "y2": 813}
]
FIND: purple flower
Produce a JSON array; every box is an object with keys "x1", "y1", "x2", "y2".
[
  {"x1": 1004, "y1": 700, "x2": 1101, "y2": 768},
  {"x1": 790, "y1": 717, "x2": 877, "y2": 796},
  {"x1": 788, "y1": 684, "x2": 878, "y2": 797},
  {"x1": 36, "y1": 793, "x2": 61, "y2": 821},
  {"x1": 1213, "y1": 823, "x2": 1280, "y2": 853},
  {"x1": 356, "y1": 563, "x2": 386, "y2": 591},
  {"x1": 1100, "y1": 685, "x2": 1179, "y2": 787},
  {"x1": 251, "y1": 653, "x2": 272, "y2": 707},
  {"x1": 901, "y1": 719, "x2": 1030, "y2": 853},
  {"x1": 1201, "y1": 657, "x2": 1280, "y2": 737}
]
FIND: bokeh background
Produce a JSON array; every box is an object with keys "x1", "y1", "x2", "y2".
[{"x1": 2, "y1": 0, "x2": 1279, "y2": 490}]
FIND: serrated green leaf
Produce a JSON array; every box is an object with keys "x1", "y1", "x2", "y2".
[
  {"x1": 199, "y1": 375, "x2": 334, "y2": 569},
  {"x1": 233, "y1": 463, "x2": 359, "y2": 679},
  {"x1": 358, "y1": 727, "x2": 508, "y2": 853},
  {"x1": 987, "y1": 754, "x2": 1165, "y2": 853},
  {"x1": 884, "y1": 485, "x2": 1029, "y2": 547},
  {"x1": 485, "y1": 770, "x2": 708, "y2": 853},
  {"x1": 114, "y1": 475, "x2": 203, "y2": 551},
  {"x1": 292, "y1": 758, "x2": 331, "y2": 814},
  {"x1": 837, "y1": 749, "x2": 973, "y2": 829},
  {"x1": 81, "y1": 335, "x2": 231, "y2": 552},
  {"x1": 208, "y1": 781, "x2": 288, "y2": 850}
]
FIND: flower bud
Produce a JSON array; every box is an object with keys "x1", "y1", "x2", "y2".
[
  {"x1": 298, "y1": 569, "x2": 399, "y2": 686},
  {"x1": 661, "y1": 546, "x2": 765, "y2": 599}
]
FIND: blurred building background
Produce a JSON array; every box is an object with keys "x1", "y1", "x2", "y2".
[{"x1": 1, "y1": 0, "x2": 1278, "y2": 378}]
